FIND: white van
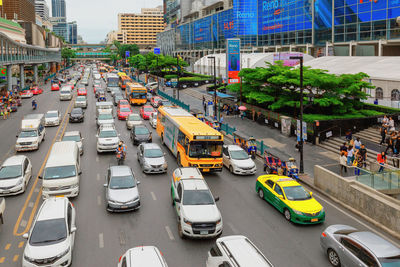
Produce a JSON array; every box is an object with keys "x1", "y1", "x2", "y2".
[
  {"x1": 41, "y1": 141, "x2": 80, "y2": 198},
  {"x1": 59, "y1": 86, "x2": 73, "y2": 100},
  {"x1": 206, "y1": 235, "x2": 274, "y2": 267},
  {"x1": 96, "y1": 101, "x2": 113, "y2": 117},
  {"x1": 16, "y1": 115, "x2": 46, "y2": 151}
]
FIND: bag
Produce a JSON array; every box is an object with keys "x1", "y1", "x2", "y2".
[{"x1": 352, "y1": 160, "x2": 358, "y2": 167}]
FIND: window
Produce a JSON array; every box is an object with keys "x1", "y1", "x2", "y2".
[
  {"x1": 177, "y1": 183, "x2": 182, "y2": 199},
  {"x1": 121, "y1": 257, "x2": 127, "y2": 267},
  {"x1": 359, "y1": 248, "x2": 379, "y2": 267},
  {"x1": 274, "y1": 184, "x2": 283, "y2": 196},
  {"x1": 209, "y1": 244, "x2": 222, "y2": 257},
  {"x1": 391, "y1": 89, "x2": 400, "y2": 101},
  {"x1": 375, "y1": 87, "x2": 383, "y2": 99},
  {"x1": 219, "y1": 262, "x2": 232, "y2": 267},
  {"x1": 266, "y1": 180, "x2": 274, "y2": 188},
  {"x1": 67, "y1": 203, "x2": 72, "y2": 232},
  {"x1": 341, "y1": 238, "x2": 360, "y2": 256}
]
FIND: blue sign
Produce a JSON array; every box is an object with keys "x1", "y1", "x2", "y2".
[
  {"x1": 154, "y1": 47, "x2": 161, "y2": 55},
  {"x1": 125, "y1": 51, "x2": 130, "y2": 58},
  {"x1": 226, "y1": 39, "x2": 241, "y2": 84},
  {"x1": 234, "y1": 0, "x2": 258, "y2": 35}
]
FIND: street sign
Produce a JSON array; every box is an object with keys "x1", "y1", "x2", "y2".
[
  {"x1": 125, "y1": 51, "x2": 130, "y2": 58},
  {"x1": 0, "y1": 68, "x2": 6, "y2": 77},
  {"x1": 154, "y1": 47, "x2": 161, "y2": 55},
  {"x1": 296, "y1": 120, "x2": 307, "y2": 141}
]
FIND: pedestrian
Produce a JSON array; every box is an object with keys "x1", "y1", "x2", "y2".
[
  {"x1": 385, "y1": 131, "x2": 396, "y2": 155},
  {"x1": 0, "y1": 108, "x2": 4, "y2": 120},
  {"x1": 202, "y1": 96, "x2": 205, "y2": 106},
  {"x1": 240, "y1": 110, "x2": 245, "y2": 120},
  {"x1": 219, "y1": 115, "x2": 224, "y2": 124},
  {"x1": 340, "y1": 151, "x2": 347, "y2": 176},
  {"x1": 347, "y1": 145, "x2": 354, "y2": 165},
  {"x1": 377, "y1": 151, "x2": 386, "y2": 172},
  {"x1": 395, "y1": 133, "x2": 400, "y2": 156},
  {"x1": 388, "y1": 117, "x2": 395, "y2": 132},
  {"x1": 380, "y1": 126, "x2": 387, "y2": 145},
  {"x1": 382, "y1": 115, "x2": 389, "y2": 128},
  {"x1": 203, "y1": 102, "x2": 207, "y2": 115},
  {"x1": 354, "y1": 137, "x2": 361, "y2": 150},
  {"x1": 345, "y1": 129, "x2": 352, "y2": 142},
  {"x1": 354, "y1": 150, "x2": 363, "y2": 176},
  {"x1": 359, "y1": 144, "x2": 367, "y2": 168},
  {"x1": 339, "y1": 142, "x2": 347, "y2": 153}
]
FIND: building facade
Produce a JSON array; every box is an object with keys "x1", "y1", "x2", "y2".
[
  {"x1": 68, "y1": 21, "x2": 77, "y2": 44},
  {"x1": 50, "y1": 17, "x2": 68, "y2": 41},
  {"x1": 51, "y1": 0, "x2": 66, "y2": 18},
  {"x1": 118, "y1": 6, "x2": 165, "y2": 48},
  {"x1": 1, "y1": 0, "x2": 36, "y2": 23},
  {"x1": 158, "y1": 0, "x2": 400, "y2": 57},
  {"x1": 0, "y1": 17, "x2": 26, "y2": 43},
  {"x1": 35, "y1": 0, "x2": 49, "y2": 21}
]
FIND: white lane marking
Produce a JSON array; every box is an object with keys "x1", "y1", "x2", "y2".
[
  {"x1": 28, "y1": 202, "x2": 34, "y2": 208},
  {"x1": 97, "y1": 195, "x2": 101, "y2": 206},
  {"x1": 165, "y1": 226, "x2": 175, "y2": 240},
  {"x1": 20, "y1": 220, "x2": 27, "y2": 228},
  {"x1": 314, "y1": 193, "x2": 400, "y2": 246},
  {"x1": 227, "y1": 222, "x2": 239, "y2": 234},
  {"x1": 96, "y1": 156, "x2": 99, "y2": 162},
  {"x1": 99, "y1": 233, "x2": 104, "y2": 248},
  {"x1": 150, "y1": 191, "x2": 157, "y2": 201},
  {"x1": 97, "y1": 173, "x2": 100, "y2": 181}
]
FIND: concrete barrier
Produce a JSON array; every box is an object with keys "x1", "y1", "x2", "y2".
[{"x1": 314, "y1": 164, "x2": 400, "y2": 237}]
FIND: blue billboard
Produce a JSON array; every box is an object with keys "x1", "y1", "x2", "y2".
[
  {"x1": 234, "y1": 0, "x2": 258, "y2": 35},
  {"x1": 226, "y1": 38, "x2": 241, "y2": 84}
]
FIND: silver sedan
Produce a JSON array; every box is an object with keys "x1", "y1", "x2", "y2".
[{"x1": 137, "y1": 143, "x2": 167, "y2": 174}]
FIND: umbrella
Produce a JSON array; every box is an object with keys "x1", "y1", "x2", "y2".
[{"x1": 238, "y1": 106, "x2": 247, "y2": 111}]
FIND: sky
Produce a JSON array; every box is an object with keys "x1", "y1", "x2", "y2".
[{"x1": 45, "y1": 0, "x2": 163, "y2": 43}]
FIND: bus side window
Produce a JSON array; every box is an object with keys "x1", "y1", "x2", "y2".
[{"x1": 178, "y1": 131, "x2": 185, "y2": 146}]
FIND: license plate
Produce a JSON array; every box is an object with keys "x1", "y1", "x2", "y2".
[
  {"x1": 56, "y1": 195, "x2": 64, "y2": 198},
  {"x1": 2, "y1": 191, "x2": 10, "y2": 194},
  {"x1": 311, "y1": 218, "x2": 318, "y2": 222},
  {"x1": 203, "y1": 168, "x2": 210, "y2": 172},
  {"x1": 200, "y1": 230, "x2": 208, "y2": 235},
  {"x1": 121, "y1": 205, "x2": 128, "y2": 209}
]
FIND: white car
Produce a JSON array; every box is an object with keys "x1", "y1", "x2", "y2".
[
  {"x1": 0, "y1": 155, "x2": 32, "y2": 195},
  {"x1": 118, "y1": 246, "x2": 168, "y2": 267},
  {"x1": 62, "y1": 131, "x2": 84, "y2": 155},
  {"x1": 222, "y1": 145, "x2": 257, "y2": 175},
  {"x1": 44, "y1": 110, "x2": 61, "y2": 127},
  {"x1": 96, "y1": 125, "x2": 120, "y2": 153},
  {"x1": 22, "y1": 197, "x2": 76, "y2": 267},
  {"x1": 97, "y1": 112, "x2": 114, "y2": 128},
  {"x1": 126, "y1": 113, "x2": 142, "y2": 130},
  {"x1": 74, "y1": 96, "x2": 87, "y2": 109},
  {"x1": 149, "y1": 112, "x2": 157, "y2": 128},
  {"x1": 171, "y1": 169, "x2": 222, "y2": 239}
]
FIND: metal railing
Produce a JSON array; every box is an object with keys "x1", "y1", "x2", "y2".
[
  {"x1": 0, "y1": 32, "x2": 61, "y2": 66},
  {"x1": 157, "y1": 89, "x2": 190, "y2": 111},
  {"x1": 356, "y1": 166, "x2": 400, "y2": 191}
]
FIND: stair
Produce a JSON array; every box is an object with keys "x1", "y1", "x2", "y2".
[{"x1": 354, "y1": 127, "x2": 382, "y2": 144}]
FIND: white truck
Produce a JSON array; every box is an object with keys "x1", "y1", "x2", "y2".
[{"x1": 16, "y1": 114, "x2": 46, "y2": 151}]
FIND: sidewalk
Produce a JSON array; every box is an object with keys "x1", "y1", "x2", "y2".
[{"x1": 162, "y1": 87, "x2": 338, "y2": 179}]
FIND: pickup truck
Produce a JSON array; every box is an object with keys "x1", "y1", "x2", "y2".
[{"x1": 0, "y1": 197, "x2": 5, "y2": 224}]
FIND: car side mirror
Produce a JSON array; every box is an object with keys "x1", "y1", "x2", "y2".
[
  {"x1": 278, "y1": 194, "x2": 284, "y2": 200},
  {"x1": 137, "y1": 181, "x2": 141, "y2": 185},
  {"x1": 71, "y1": 226, "x2": 77, "y2": 233},
  {"x1": 163, "y1": 152, "x2": 166, "y2": 156},
  {"x1": 16, "y1": 135, "x2": 18, "y2": 138},
  {"x1": 81, "y1": 138, "x2": 84, "y2": 140},
  {"x1": 78, "y1": 171, "x2": 82, "y2": 175},
  {"x1": 38, "y1": 176, "x2": 42, "y2": 179},
  {"x1": 248, "y1": 155, "x2": 252, "y2": 159},
  {"x1": 23, "y1": 233, "x2": 29, "y2": 239},
  {"x1": 214, "y1": 197, "x2": 220, "y2": 202},
  {"x1": 174, "y1": 197, "x2": 180, "y2": 203}
]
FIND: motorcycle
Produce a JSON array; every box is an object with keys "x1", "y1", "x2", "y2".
[
  {"x1": 32, "y1": 101, "x2": 37, "y2": 110},
  {"x1": 116, "y1": 151, "x2": 126, "y2": 165}
]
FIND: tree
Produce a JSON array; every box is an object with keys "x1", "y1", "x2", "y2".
[
  {"x1": 61, "y1": 48, "x2": 76, "y2": 66},
  {"x1": 112, "y1": 41, "x2": 139, "y2": 58}
]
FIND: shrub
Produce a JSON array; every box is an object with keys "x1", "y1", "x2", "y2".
[{"x1": 164, "y1": 74, "x2": 177, "y2": 80}]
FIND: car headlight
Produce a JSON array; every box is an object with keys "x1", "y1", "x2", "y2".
[
  {"x1": 32, "y1": 141, "x2": 38, "y2": 145},
  {"x1": 143, "y1": 162, "x2": 151, "y2": 168},
  {"x1": 183, "y1": 218, "x2": 192, "y2": 225},
  {"x1": 108, "y1": 199, "x2": 118, "y2": 204},
  {"x1": 162, "y1": 162, "x2": 168, "y2": 168},
  {"x1": 56, "y1": 247, "x2": 70, "y2": 258},
  {"x1": 216, "y1": 218, "x2": 222, "y2": 225},
  {"x1": 16, "y1": 178, "x2": 24, "y2": 186},
  {"x1": 292, "y1": 209, "x2": 304, "y2": 216},
  {"x1": 320, "y1": 207, "x2": 325, "y2": 214},
  {"x1": 24, "y1": 254, "x2": 36, "y2": 263},
  {"x1": 128, "y1": 196, "x2": 140, "y2": 203}
]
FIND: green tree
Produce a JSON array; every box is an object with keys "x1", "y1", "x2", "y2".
[
  {"x1": 112, "y1": 41, "x2": 139, "y2": 58},
  {"x1": 61, "y1": 48, "x2": 76, "y2": 66}
]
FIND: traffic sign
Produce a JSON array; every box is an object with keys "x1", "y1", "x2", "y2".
[
  {"x1": 154, "y1": 47, "x2": 161, "y2": 55},
  {"x1": 0, "y1": 68, "x2": 6, "y2": 77},
  {"x1": 125, "y1": 51, "x2": 130, "y2": 58}
]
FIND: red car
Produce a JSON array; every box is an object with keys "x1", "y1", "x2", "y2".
[
  {"x1": 20, "y1": 90, "x2": 33, "y2": 98},
  {"x1": 117, "y1": 106, "x2": 132, "y2": 120},
  {"x1": 118, "y1": 99, "x2": 130, "y2": 108},
  {"x1": 77, "y1": 88, "x2": 87, "y2": 96},
  {"x1": 93, "y1": 84, "x2": 101, "y2": 93},
  {"x1": 150, "y1": 96, "x2": 162, "y2": 108},
  {"x1": 51, "y1": 83, "x2": 60, "y2": 91},
  {"x1": 31, "y1": 87, "x2": 43, "y2": 95},
  {"x1": 140, "y1": 105, "x2": 155, "y2": 120}
]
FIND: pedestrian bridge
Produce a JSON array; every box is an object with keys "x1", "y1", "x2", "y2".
[
  {"x1": 0, "y1": 32, "x2": 61, "y2": 66},
  {"x1": 73, "y1": 52, "x2": 111, "y2": 60}
]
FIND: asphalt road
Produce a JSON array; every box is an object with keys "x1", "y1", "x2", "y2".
[{"x1": 0, "y1": 68, "x2": 398, "y2": 267}]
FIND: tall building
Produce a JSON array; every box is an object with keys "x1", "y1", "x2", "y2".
[
  {"x1": 35, "y1": 0, "x2": 49, "y2": 21},
  {"x1": 1, "y1": 0, "x2": 36, "y2": 23},
  {"x1": 158, "y1": 0, "x2": 400, "y2": 57},
  {"x1": 49, "y1": 16, "x2": 67, "y2": 41},
  {"x1": 118, "y1": 6, "x2": 164, "y2": 48},
  {"x1": 51, "y1": 0, "x2": 66, "y2": 18},
  {"x1": 68, "y1": 21, "x2": 77, "y2": 44}
]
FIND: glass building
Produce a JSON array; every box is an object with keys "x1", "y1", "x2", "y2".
[
  {"x1": 68, "y1": 22, "x2": 78, "y2": 44},
  {"x1": 51, "y1": 0, "x2": 66, "y2": 17}
]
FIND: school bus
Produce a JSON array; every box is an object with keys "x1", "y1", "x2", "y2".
[
  {"x1": 125, "y1": 82, "x2": 147, "y2": 105},
  {"x1": 156, "y1": 106, "x2": 223, "y2": 172},
  {"x1": 119, "y1": 75, "x2": 131, "y2": 90}
]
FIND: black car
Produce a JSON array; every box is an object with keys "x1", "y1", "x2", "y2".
[
  {"x1": 130, "y1": 125, "x2": 152, "y2": 145},
  {"x1": 69, "y1": 108, "x2": 84, "y2": 123}
]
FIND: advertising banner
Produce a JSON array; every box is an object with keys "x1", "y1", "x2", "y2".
[
  {"x1": 0, "y1": 68, "x2": 6, "y2": 77},
  {"x1": 226, "y1": 39, "x2": 241, "y2": 84},
  {"x1": 273, "y1": 52, "x2": 302, "y2": 66}
]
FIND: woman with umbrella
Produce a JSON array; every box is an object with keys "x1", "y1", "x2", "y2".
[{"x1": 239, "y1": 105, "x2": 246, "y2": 120}]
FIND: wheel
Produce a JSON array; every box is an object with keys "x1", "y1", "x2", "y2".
[
  {"x1": 171, "y1": 189, "x2": 175, "y2": 206},
  {"x1": 263, "y1": 165, "x2": 267, "y2": 172},
  {"x1": 327, "y1": 249, "x2": 341, "y2": 267},
  {"x1": 177, "y1": 154, "x2": 182, "y2": 167},
  {"x1": 258, "y1": 189, "x2": 264, "y2": 199},
  {"x1": 177, "y1": 222, "x2": 185, "y2": 239},
  {"x1": 284, "y1": 208, "x2": 291, "y2": 221},
  {"x1": 229, "y1": 165, "x2": 233, "y2": 173},
  {"x1": 265, "y1": 166, "x2": 270, "y2": 174},
  {"x1": 161, "y1": 134, "x2": 165, "y2": 145}
]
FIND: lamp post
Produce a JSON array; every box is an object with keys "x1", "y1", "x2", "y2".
[
  {"x1": 176, "y1": 56, "x2": 180, "y2": 100},
  {"x1": 156, "y1": 55, "x2": 159, "y2": 92},
  {"x1": 290, "y1": 55, "x2": 304, "y2": 174},
  {"x1": 208, "y1": 56, "x2": 217, "y2": 119}
]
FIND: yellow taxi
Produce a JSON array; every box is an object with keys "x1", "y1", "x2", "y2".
[{"x1": 255, "y1": 175, "x2": 325, "y2": 224}]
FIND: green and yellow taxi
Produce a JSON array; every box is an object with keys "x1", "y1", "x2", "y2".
[{"x1": 255, "y1": 175, "x2": 325, "y2": 224}]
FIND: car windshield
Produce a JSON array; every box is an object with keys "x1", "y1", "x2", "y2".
[
  {"x1": 71, "y1": 109, "x2": 82, "y2": 115},
  {"x1": 189, "y1": 141, "x2": 223, "y2": 158},
  {"x1": 60, "y1": 90, "x2": 70, "y2": 94},
  {"x1": 99, "y1": 130, "x2": 117, "y2": 138},
  {"x1": 98, "y1": 114, "x2": 113, "y2": 120},
  {"x1": 76, "y1": 96, "x2": 86, "y2": 101},
  {"x1": 230, "y1": 149, "x2": 249, "y2": 160},
  {"x1": 379, "y1": 256, "x2": 400, "y2": 267},
  {"x1": 29, "y1": 218, "x2": 67, "y2": 246},
  {"x1": 128, "y1": 114, "x2": 140, "y2": 121},
  {"x1": 43, "y1": 165, "x2": 76, "y2": 179},
  {"x1": 144, "y1": 148, "x2": 163, "y2": 158},
  {"x1": 0, "y1": 165, "x2": 22, "y2": 179},
  {"x1": 183, "y1": 190, "x2": 214, "y2": 205},
  {"x1": 19, "y1": 130, "x2": 37, "y2": 138},
  {"x1": 62, "y1": 135, "x2": 80, "y2": 142},
  {"x1": 120, "y1": 107, "x2": 131, "y2": 113},
  {"x1": 109, "y1": 175, "x2": 136, "y2": 189},
  {"x1": 46, "y1": 112, "x2": 58, "y2": 118},
  {"x1": 144, "y1": 107, "x2": 154, "y2": 112},
  {"x1": 283, "y1": 186, "x2": 311, "y2": 201},
  {"x1": 135, "y1": 127, "x2": 149, "y2": 135}
]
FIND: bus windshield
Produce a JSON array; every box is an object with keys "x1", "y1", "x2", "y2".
[
  {"x1": 107, "y1": 77, "x2": 119, "y2": 87},
  {"x1": 189, "y1": 141, "x2": 223, "y2": 158},
  {"x1": 131, "y1": 91, "x2": 147, "y2": 99}
]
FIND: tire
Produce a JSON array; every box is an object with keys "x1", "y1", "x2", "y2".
[
  {"x1": 263, "y1": 165, "x2": 267, "y2": 172},
  {"x1": 161, "y1": 134, "x2": 165, "y2": 145},
  {"x1": 177, "y1": 222, "x2": 185, "y2": 239},
  {"x1": 284, "y1": 208, "x2": 291, "y2": 221},
  {"x1": 229, "y1": 165, "x2": 234, "y2": 173},
  {"x1": 258, "y1": 189, "x2": 264, "y2": 199},
  {"x1": 171, "y1": 189, "x2": 175, "y2": 206},
  {"x1": 327, "y1": 249, "x2": 341, "y2": 267}
]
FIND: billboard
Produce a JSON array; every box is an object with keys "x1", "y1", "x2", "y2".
[
  {"x1": 273, "y1": 53, "x2": 302, "y2": 66},
  {"x1": 226, "y1": 38, "x2": 241, "y2": 84},
  {"x1": 154, "y1": 47, "x2": 161, "y2": 55}
]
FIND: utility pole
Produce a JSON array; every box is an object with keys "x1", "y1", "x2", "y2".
[
  {"x1": 176, "y1": 56, "x2": 180, "y2": 100},
  {"x1": 156, "y1": 55, "x2": 159, "y2": 92},
  {"x1": 290, "y1": 55, "x2": 304, "y2": 174},
  {"x1": 208, "y1": 56, "x2": 217, "y2": 119}
]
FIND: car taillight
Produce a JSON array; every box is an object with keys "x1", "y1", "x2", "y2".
[
  {"x1": 321, "y1": 232, "x2": 326, "y2": 237},
  {"x1": 119, "y1": 255, "x2": 122, "y2": 262}
]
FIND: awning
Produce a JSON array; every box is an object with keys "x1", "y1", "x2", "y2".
[{"x1": 207, "y1": 91, "x2": 235, "y2": 99}]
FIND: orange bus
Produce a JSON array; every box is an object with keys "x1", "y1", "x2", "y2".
[
  {"x1": 125, "y1": 82, "x2": 147, "y2": 105},
  {"x1": 119, "y1": 75, "x2": 132, "y2": 91}
]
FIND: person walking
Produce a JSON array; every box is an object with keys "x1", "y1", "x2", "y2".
[
  {"x1": 354, "y1": 137, "x2": 361, "y2": 150},
  {"x1": 380, "y1": 126, "x2": 387, "y2": 145},
  {"x1": 388, "y1": 117, "x2": 395, "y2": 132},
  {"x1": 340, "y1": 151, "x2": 347, "y2": 176},
  {"x1": 340, "y1": 142, "x2": 347, "y2": 153},
  {"x1": 385, "y1": 131, "x2": 396, "y2": 155},
  {"x1": 359, "y1": 144, "x2": 367, "y2": 168},
  {"x1": 395, "y1": 133, "x2": 400, "y2": 156},
  {"x1": 377, "y1": 151, "x2": 386, "y2": 172},
  {"x1": 202, "y1": 96, "x2": 205, "y2": 106},
  {"x1": 354, "y1": 150, "x2": 363, "y2": 176},
  {"x1": 347, "y1": 145, "x2": 354, "y2": 165},
  {"x1": 382, "y1": 115, "x2": 389, "y2": 129}
]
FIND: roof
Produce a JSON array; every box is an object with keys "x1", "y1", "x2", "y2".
[
  {"x1": 110, "y1": 165, "x2": 132, "y2": 177},
  {"x1": 128, "y1": 246, "x2": 165, "y2": 267},
  {"x1": 3, "y1": 155, "x2": 26, "y2": 166},
  {"x1": 63, "y1": 131, "x2": 80, "y2": 136},
  {"x1": 46, "y1": 141, "x2": 77, "y2": 167},
  {"x1": 227, "y1": 145, "x2": 245, "y2": 151},
  {"x1": 175, "y1": 167, "x2": 203, "y2": 180},
  {"x1": 349, "y1": 231, "x2": 400, "y2": 258},
  {"x1": 258, "y1": 175, "x2": 299, "y2": 187},
  {"x1": 303, "y1": 56, "x2": 400, "y2": 81},
  {"x1": 37, "y1": 197, "x2": 67, "y2": 221},
  {"x1": 46, "y1": 110, "x2": 58, "y2": 114},
  {"x1": 182, "y1": 178, "x2": 208, "y2": 190},
  {"x1": 142, "y1": 143, "x2": 162, "y2": 150}
]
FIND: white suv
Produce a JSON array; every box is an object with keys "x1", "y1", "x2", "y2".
[
  {"x1": 118, "y1": 246, "x2": 168, "y2": 267},
  {"x1": 171, "y1": 168, "x2": 222, "y2": 239},
  {"x1": 96, "y1": 124, "x2": 120, "y2": 153},
  {"x1": 222, "y1": 145, "x2": 257, "y2": 175},
  {"x1": 22, "y1": 197, "x2": 76, "y2": 267}
]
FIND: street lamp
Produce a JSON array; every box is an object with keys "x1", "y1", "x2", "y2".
[
  {"x1": 208, "y1": 56, "x2": 217, "y2": 119},
  {"x1": 290, "y1": 55, "x2": 304, "y2": 174},
  {"x1": 176, "y1": 56, "x2": 180, "y2": 100},
  {"x1": 156, "y1": 55, "x2": 159, "y2": 92}
]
